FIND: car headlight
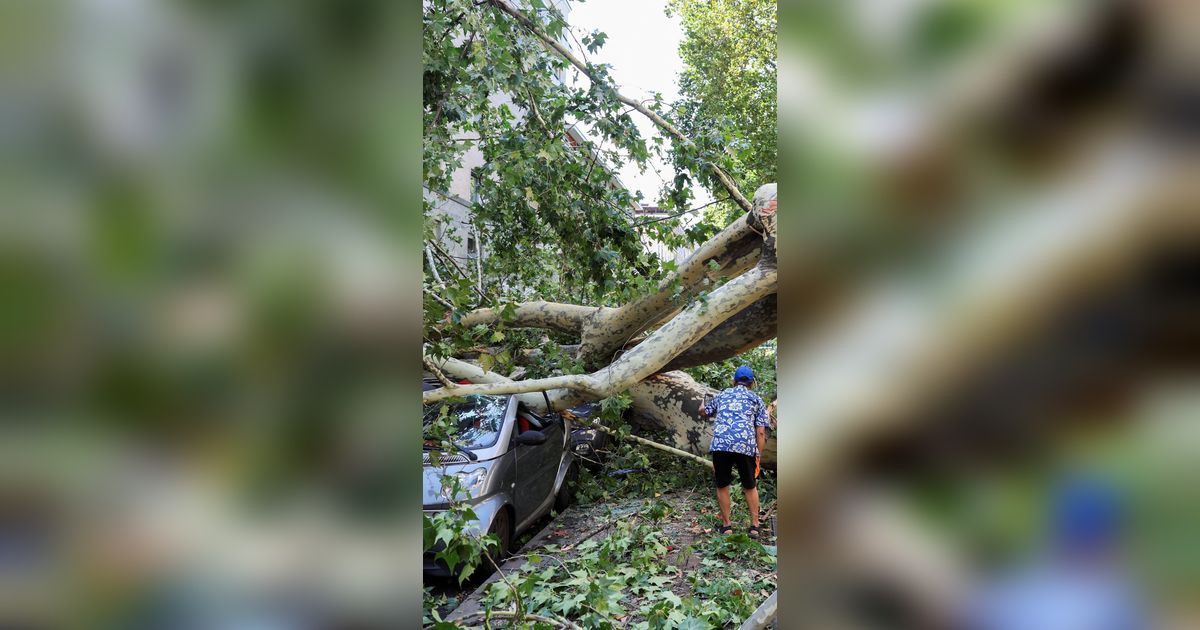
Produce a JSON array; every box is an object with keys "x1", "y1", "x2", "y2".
[{"x1": 441, "y1": 468, "x2": 489, "y2": 499}]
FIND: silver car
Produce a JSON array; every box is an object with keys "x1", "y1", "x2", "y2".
[{"x1": 422, "y1": 388, "x2": 577, "y2": 577}]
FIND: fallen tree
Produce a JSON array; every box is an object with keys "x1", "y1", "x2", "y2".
[
  {"x1": 425, "y1": 183, "x2": 779, "y2": 464},
  {"x1": 424, "y1": 0, "x2": 783, "y2": 465}
]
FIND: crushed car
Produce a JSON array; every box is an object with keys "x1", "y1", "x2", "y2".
[{"x1": 422, "y1": 381, "x2": 578, "y2": 577}]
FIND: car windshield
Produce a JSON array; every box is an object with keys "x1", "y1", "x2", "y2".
[{"x1": 422, "y1": 395, "x2": 509, "y2": 450}]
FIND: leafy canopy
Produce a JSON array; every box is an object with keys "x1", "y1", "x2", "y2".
[
  {"x1": 424, "y1": 0, "x2": 715, "y2": 315},
  {"x1": 423, "y1": 0, "x2": 739, "y2": 372},
  {"x1": 667, "y1": 0, "x2": 776, "y2": 226}
]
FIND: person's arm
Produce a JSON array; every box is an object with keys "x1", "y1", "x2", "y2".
[
  {"x1": 755, "y1": 397, "x2": 769, "y2": 454},
  {"x1": 701, "y1": 394, "x2": 716, "y2": 418}
]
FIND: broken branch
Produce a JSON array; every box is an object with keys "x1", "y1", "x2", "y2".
[{"x1": 564, "y1": 409, "x2": 713, "y2": 470}]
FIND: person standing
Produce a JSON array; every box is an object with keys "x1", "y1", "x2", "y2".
[
  {"x1": 962, "y1": 474, "x2": 1149, "y2": 630},
  {"x1": 700, "y1": 365, "x2": 771, "y2": 538}
]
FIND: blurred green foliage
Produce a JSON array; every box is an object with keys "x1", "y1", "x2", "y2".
[{"x1": 3, "y1": 0, "x2": 423, "y2": 512}]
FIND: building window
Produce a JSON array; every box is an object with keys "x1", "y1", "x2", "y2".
[{"x1": 467, "y1": 236, "x2": 477, "y2": 256}]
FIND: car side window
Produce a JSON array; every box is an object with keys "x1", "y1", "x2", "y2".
[{"x1": 517, "y1": 406, "x2": 543, "y2": 427}]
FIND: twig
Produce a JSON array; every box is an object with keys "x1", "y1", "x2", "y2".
[
  {"x1": 525, "y1": 88, "x2": 551, "y2": 134},
  {"x1": 632, "y1": 197, "x2": 732, "y2": 227},
  {"x1": 430, "y1": 240, "x2": 490, "y2": 303},
  {"x1": 430, "y1": 239, "x2": 472, "y2": 280},
  {"x1": 452, "y1": 610, "x2": 583, "y2": 630},
  {"x1": 563, "y1": 517, "x2": 617, "y2": 552},
  {"x1": 474, "y1": 225, "x2": 484, "y2": 295},
  {"x1": 482, "y1": 551, "x2": 523, "y2": 624},
  {"x1": 425, "y1": 285, "x2": 456, "y2": 310},
  {"x1": 563, "y1": 411, "x2": 714, "y2": 470},
  {"x1": 425, "y1": 244, "x2": 446, "y2": 285},
  {"x1": 423, "y1": 353, "x2": 457, "y2": 389},
  {"x1": 507, "y1": 551, "x2": 572, "y2": 574}
]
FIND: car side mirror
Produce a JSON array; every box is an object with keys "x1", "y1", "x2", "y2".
[{"x1": 514, "y1": 430, "x2": 547, "y2": 446}]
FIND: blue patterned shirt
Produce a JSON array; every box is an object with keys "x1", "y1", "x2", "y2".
[{"x1": 704, "y1": 385, "x2": 770, "y2": 456}]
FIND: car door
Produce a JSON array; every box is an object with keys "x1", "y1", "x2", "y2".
[{"x1": 511, "y1": 407, "x2": 562, "y2": 524}]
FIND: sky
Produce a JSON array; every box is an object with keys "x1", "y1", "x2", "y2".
[{"x1": 567, "y1": 0, "x2": 715, "y2": 211}]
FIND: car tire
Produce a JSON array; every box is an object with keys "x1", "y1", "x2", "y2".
[
  {"x1": 488, "y1": 506, "x2": 512, "y2": 561},
  {"x1": 554, "y1": 461, "x2": 579, "y2": 512}
]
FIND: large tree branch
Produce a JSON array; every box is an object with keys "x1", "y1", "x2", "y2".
[
  {"x1": 576, "y1": 187, "x2": 771, "y2": 366},
  {"x1": 424, "y1": 262, "x2": 777, "y2": 404},
  {"x1": 486, "y1": 0, "x2": 752, "y2": 214},
  {"x1": 424, "y1": 354, "x2": 582, "y2": 412},
  {"x1": 661, "y1": 294, "x2": 777, "y2": 371},
  {"x1": 456, "y1": 301, "x2": 601, "y2": 334}
]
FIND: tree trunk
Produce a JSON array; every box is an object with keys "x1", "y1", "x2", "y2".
[
  {"x1": 661, "y1": 294, "x2": 776, "y2": 372},
  {"x1": 628, "y1": 371, "x2": 777, "y2": 466}
]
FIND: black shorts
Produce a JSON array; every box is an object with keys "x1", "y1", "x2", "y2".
[{"x1": 712, "y1": 450, "x2": 757, "y2": 490}]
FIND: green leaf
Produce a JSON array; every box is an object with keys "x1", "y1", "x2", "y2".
[{"x1": 676, "y1": 616, "x2": 709, "y2": 630}]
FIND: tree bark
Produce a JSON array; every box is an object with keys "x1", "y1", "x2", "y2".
[
  {"x1": 576, "y1": 213, "x2": 762, "y2": 367},
  {"x1": 628, "y1": 371, "x2": 777, "y2": 466},
  {"x1": 661, "y1": 294, "x2": 776, "y2": 372},
  {"x1": 458, "y1": 301, "x2": 600, "y2": 335}
]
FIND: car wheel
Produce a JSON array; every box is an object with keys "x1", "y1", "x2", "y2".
[
  {"x1": 554, "y1": 461, "x2": 579, "y2": 512},
  {"x1": 488, "y1": 506, "x2": 512, "y2": 561}
]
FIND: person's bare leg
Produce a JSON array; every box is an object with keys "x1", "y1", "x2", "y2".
[
  {"x1": 716, "y1": 486, "x2": 732, "y2": 527},
  {"x1": 744, "y1": 487, "x2": 760, "y2": 527}
]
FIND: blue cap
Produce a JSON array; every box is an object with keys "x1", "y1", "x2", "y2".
[
  {"x1": 734, "y1": 366, "x2": 755, "y2": 383},
  {"x1": 1051, "y1": 474, "x2": 1122, "y2": 553}
]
